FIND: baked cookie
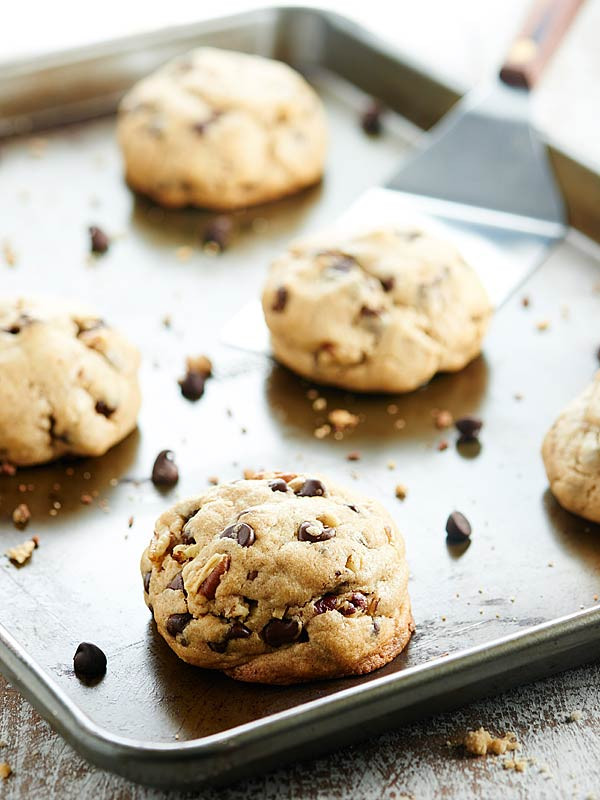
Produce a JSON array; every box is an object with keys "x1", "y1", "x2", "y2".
[
  {"x1": 0, "y1": 298, "x2": 141, "y2": 466},
  {"x1": 262, "y1": 227, "x2": 492, "y2": 393},
  {"x1": 141, "y1": 471, "x2": 413, "y2": 684},
  {"x1": 117, "y1": 47, "x2": 327, "y2": 210},
  {"x1": 542, "y1": 372, "x2": 600, "y2": 523}
]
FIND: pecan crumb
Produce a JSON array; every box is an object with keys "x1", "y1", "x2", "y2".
[{"x1": 12, "y1": 503, "x2": 31, "y2": 529}]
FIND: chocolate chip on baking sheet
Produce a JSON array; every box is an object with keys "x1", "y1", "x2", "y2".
[
  {"x1": 295, "y1": 478, "x2": 326, "y2": 497},
  {"x1": 445, "y1": 511, "x2": 472, "y2": 543},
  {"x1": 203, "y1": 215, "x2": 233, "y2": 251},
  {"x1": 151, "y1": 450, "x2": 179, "y2": 488},
  {"x1": 73, "y1": 642, "x2": 107, "y2": 679},
  {"x1": 297, "y1": 520, "x2": 336, "y2": 543},
  {"x1": 455, "y1": 416, "x2": 483, "y2": 441},
  {"x1": 220, "y1": 522, "x2": 256, "y2": 547},
  {"x1": 166, "y1": 613, "x2": 193, "y2": 637},
  {"x1": 272, "y1": 286, "x2": 288, "y2": 312},
  {"x1": 361, "y1": 101, "x2": 384, "y2": 135},
  {"x1": 89, "y1": 226, "x2": 110, "y2": 254},
  {"x1": 268, "y1": 478, "x2": 288, "y2": 493},
  {"x1": 179, "y1": 371, "x2": 207, "y2": 401},
  {"x1": 262, "y1": 618, "x2": 302, "y2": 647}
]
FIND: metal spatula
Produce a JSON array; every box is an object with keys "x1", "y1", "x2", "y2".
[{"x1": 223, "y1": 0, "x2": 584, "y2": 351}]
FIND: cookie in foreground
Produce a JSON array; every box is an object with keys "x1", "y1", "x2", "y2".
[
  {"x1": 542, "y1": 371, "x2": 600, "y2": 523},
  {"x1": 141, "y1": 471, "x2": 413, "y2": 684},
  {"x1": 262, "y1": 227, "x2": 492, "y2": 393},
  {"x1": 0, "y1": 297, "x2": 140, "y2": 466},
  {"x1": 117, "y1": 47, "x2": 327, "y2": 210}
]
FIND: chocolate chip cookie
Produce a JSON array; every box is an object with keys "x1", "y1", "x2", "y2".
[
  {"x1": 542, "y1": 372, "x2": 600, "y2": 523},
  {"x1": 262, "y1": 227, "x2": 492, "y2": 393},
  {"x1": 117, "y1": 47, "x2": 327, "y2": 210},
  {"x1": 0, "y1": 297, "x2": 140, "y2": 466},
  {"x1": 141, "y1": 471, "x2": 413, "y2": 684}
]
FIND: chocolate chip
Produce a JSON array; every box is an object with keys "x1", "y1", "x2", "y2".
[
  {"x1": 361, "y1": 101, "x2": 384, "y2": 135},
  {"x1": 346, "y1": 504, "x2": 360, "y2": 513},
  {"x1": 208, "y1": 641, "x2": 227, "y2": 653},
  {"x1": 272, "y1": 286, "x2": 288, "y2": 312},
  {"x1": 89, "y1": 226, "x2": 110, "y2": 254},
  {"x1": 380, "y1": 277, "x2": 395, "y2": 292},
  {"x1": 339, "y1": 592, "x2": 368, "y2": 616},
  {"x1": 330, "y1": 256, "x2": 355, "y2": 272},
  {"x1": 179, "y1": 371, "x2": 206, "y2": 401},
  {"x1": 199, "y1": 556, "x2": 230, "y2": 600},
  {"x1": 143, "y1": 571, "x2": 151, "y2": 593},
  {"x1": 220, "y1": 522, "x2": 256, "y2": 547},
  {"x1": 192, "y1": 112, "x2": 221, "y2": 135},
  {"x1": 229, "y1": 621, "x2": 251, "y2": 639},
  {"x1": 262, "y1": 618, "x2": 302, "y2": 647},
  {"x1": 314, "y1": 595, "x2": 338, "y2": 615},
  {"x1": 360, "y1": 306, "x2": 380, "y2": 318},
  {"x1": 372, "y1": 619, "x2": 381, "y2": 635},
  {"x1": 297, "y1": 520, "x2": 336, "y2": 543},
  {"x1": 203, "y1": 215, "x2": 233, "y2": 250},
  {"x1": 181, "y1": 525, "x2": 196, "y2": 545},
  {"x1": 166, "y1": 613, "x2": 193, "y2": 636},
  {"x1": 167, "y1": 572, "x2": 184, "y2": 591},
  {"x1": 455, "y1": 416, "x2": 483, "y2": 440},
  {"x1": 445, "y1": 511, "x2": 472, "y2": 543},
  {"x1": 151, "y1": 450, "x2": 179, "y2": 488},
  {"x1": 94, "y1": 400, "x2": 115, "y2": 418},
  {"x1": 73, "y1": 642, "x2": 107, "y2": 679},
  {"x1": 246, "y1": 570, "x2": 258, "y2": 581},
  {"x1": 295, "y1": 478, "x2": 326, "y2": 497},
  {"x1": 268, "y1": 478, "x2": 288, "y2": 493}
]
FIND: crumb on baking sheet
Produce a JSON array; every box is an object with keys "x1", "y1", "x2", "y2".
[
  {"x1": 437, "y1": 440, "x2": 449, "y2": 451},
  {"x1": 567, "y1": 709, "x2": 582, "y2": 722},
  {"x1": 175, "y1": 245, "x2": 193, "y2": 261},
  {"x1": 346, "y1": 451, "x2": 361, "y2": 461},
  {"x1": 2, "y1": 241, "x2": 17, "y2": 267},
  {"x1": 12, "y1": 503, "x2": 31, "y2": 529},
  {"x1": 314, "y1": 424, "x2": 331, "y2": 439},
  {"x1": 432, "y1": 408, "x2": 453, "y2": 429},
  {"x1": 6, "y1": 536, "x2": 39, "y2": 566},
  {"x1": 312, "y1": 397, "x2": 327, "y2": 412},
  {"x1": 395, "y1": 484, "x2": 407, "y2": 501},
  {"x1": 328, "y1": 409, "x2": 359, "y2": 432},
  {"x1": 463, "y1": 727, "x2": 520, "y2": 757},
  {"x1": 0, "y1": 762, "x2": 12, "y2": 780},
  {"x1": 536, "y1": 319, "x2": 550, "y2": 331}
]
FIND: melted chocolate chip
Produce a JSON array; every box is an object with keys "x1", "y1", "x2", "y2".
[
  {"x1": 229, "y1": 621, "x2": 251, "y2": 639},
  {"x1": 268, "y1": 478, "x2": 288, "y2": 493},
  {"x1": 445, "y1": 511, "x2": 472, "y2": 543},
  {"x1": 94, "y1": 400, "x2": 115, "y2": 418},
  {"x1": 179, "y1": 371, "x2": 206, "y2": 401},
  {"x1": 314, "y1": 595, "x2": 338, "y2": 615},
  {"x1": 203, "y1": 216, "x2": 233, "y2": 250},
  {"x1": 262, "y1": 618, "x2": 301, "y2": 647},
  {"x1": 455, "y1": 416, "x2": 483, "y2": 440},
  {"x1": 167, "y1": 572, "x2": 184, "y2": 591},
  {"x1": 297, "y1": 520, "x2": 336, "y2": 543},
  {"x1": 295, "y1": 478, "x2": 326, "y2": 497},
  {"x1": 220, "y1": 522, "x2": 256, "y2": 547},
  {"x1": 272, "y1": 286, "x2": 288, "y2": 312},
  {"x1": 143, "y1": 571, "x2": 151, "y2": 593},
  {"x1": 151, "y1": 450, "x2": 179, "y2": 488},
  {"x1": 73, "y1": 642, "x2": 107, "y2": 679},
  {"x1": 89, "y1": 226, "x2": 110, "y2": 254},
  {"x1": 166, "y1": 613, "x2": 193, "y2": 636},
  {"x1": 380, "y1": 277, "x2": 395, "y2": 292}
]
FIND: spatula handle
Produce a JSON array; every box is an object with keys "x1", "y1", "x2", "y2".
[{"x1": 500, "y1": 0, "x2": 585, "y2": 89}]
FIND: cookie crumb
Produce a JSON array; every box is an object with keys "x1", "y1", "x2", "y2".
[
  {"x1": 503, "y1": 757, "x2": 528, "y2": 772},
  {"x1": 128, "y1": 516, "x2": 134, "y2": 528},
  {"x1": 2, "y1": 241, "x2": 17, "y2": 267},
  {"x1": 463, "y1": 727, "x2": 520, "y2": 757},
  {"x1": 536, "y1": 319, "x2": 550, "y2": 331},
  {"x1": 0, "y1": 461, "x2": 16, "y2": 476},
  {"x1": 387, "y1": 460, "x2": 396, "y2": 470},
  {"x1": 521, "y1": 296, "x2": 530, "y2": 307},
  {"x1": 437, "y1": 440, "x2": 449, "y2": 451},
  {"x1": 0, "y1": 762, "x2": 12, "y2": 780},
  {"x1": 346, "y1": 451, "x2": 361, "y2": 461},
  {"x1": 387, "y1": 404, "x2": 398, "y2": 415},
  {"x1": 6, "y1": 536, "x2": 38, "y2": 565},
  {"x1": 175, "y1": 245, "x2": 193, "y2": 261},
  {"x1": 312, "y1": 397, "x2": 327, "y2": 412},
  {"x1": 80, "y1": 493, "x2": 93, "y2": 505},
  {"x1": 328, "y1": 409, "x2": 359, "y2": 432},
  {"x1": 567, "y1": 709, "x2": 582, "y2": 722},
  {"x1": 208, "y1": 476, "x2": 219, "y2": 485},
  {"x1": 394, "y1": 418, "x2": 406, "y2": 431},
  {"x1": 395, "y1": 484, "x2": 407, "y2": 501},
  {"x1": 314, "y1": 424, "x2": 331, "y2": 439},
  {"x1": 27, "y1": 136, "x2": 47, "y2": 158},
  {"x1": 12, "y1": 503, "x2": 31, "y2": 529},
  {"x1": 432, "y1": 409, "x2": 453, "y2": 429}
]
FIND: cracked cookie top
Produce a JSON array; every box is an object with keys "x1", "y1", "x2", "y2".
[
  {"x1": 262, "y1": 227, "x2": 492, "y2": 393},
  {"x1": 141, "y1": 471, "x2": 413, "y2": 683},
  {"x1": 117, "y1": 47, "x2": 327, "y2": 210},
  {"x1": 0, "y1": 297, "x2": 141, "y2": 465}
]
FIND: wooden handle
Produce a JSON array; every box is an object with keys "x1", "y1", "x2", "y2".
[{"x1": 500, "y1": 0, "x2": 585, "y2": 89}]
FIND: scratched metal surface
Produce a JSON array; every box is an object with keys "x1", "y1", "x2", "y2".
[{"x1": 1, "y1": 16, "x2": 600, "y2": 788}]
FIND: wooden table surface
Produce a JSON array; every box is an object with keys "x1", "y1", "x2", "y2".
[{"x1": 2, "y1": 664, "x2": 600, "y2": 799}]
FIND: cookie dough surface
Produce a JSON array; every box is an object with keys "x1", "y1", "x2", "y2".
[
  {"x1": 542, "y1": 372, "x2": 600, "y2": 523},
  {"x1": 117, "y1": 47, "x2": 327, "y2": 210},
  {"x1": 262, "y1": 227, "x2": 492, "y2": 393},
  {"x1": 0, "y1": 297, "x2": 141, "y2": 466},
  {"x1": 141, "y1": 471, "x2": 413, "y2": 684}
]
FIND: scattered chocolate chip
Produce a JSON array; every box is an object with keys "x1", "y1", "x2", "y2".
[
  {"x1": 166, "y1": 613, "x2": 193, "y2": 636},
  {"x1": 314, "y1": 595, "x2": 338, "y2": 615},
  {"x1": 295, "y1": 478, "x2": 326, "y2": 497},
  {"x1": 229, "y1": 621, "x2": 251, "y2": 639},
  {"x1": 143, "y1": 571, "x2": 151, "y2": 593},
  {"x1": 262, "y1": 618, "x2": 302, "y2": 647},
  {"x1": 361, "y1": 101, "x2": 384, "y2": 135},
  {"x1": 247, "y1": 570, "x2": 258, "y2": 581},
  {"x1": 89, "y1": 226, "x2": 110, "y2": 254},
  {"x1": 151, "y1": 450, "x2": 179, "y2": 488},
  {"x1": 167, "y1": 572, "x2": 184, "y2": 591},
  {"x1": 73, "y1": 642, "x2": 107, "y2": 679},
  {"x1": 220, "y1": 522, "x2": 256, "y2": 547},
  {"x1": 208, "y1": 640, "x2": 227, "y2": 653},
  {"x1": 446, "y1": 511, "x2": 472, "y2": 543},
  {"x1": 94, "y1": 400, "x2": 115, "y2": 418},
  {"x1": 380, "y1": 277, "x2": 395, "y2": 292},
  {"x1": 199, "y1": 556, "x2": 231, "y2": 599},
  {"x1": 203, "y1": 215, "x2": 233, "y2": 250},
  {"x1": 179, "y1": 371, "x2": 207, "y2": 401},
  {"x1": 272, "y1": 286, "x2": 288, "y2": 312},
  {"x1": 268, "y1": 478, "x2": 288, "y2": 493},
  {"x1": 455, "y1": 416, "x2": 483, "y2": 440},
  {"x1": 297, "y1": 520, "x2": 336, "y2": 543}
]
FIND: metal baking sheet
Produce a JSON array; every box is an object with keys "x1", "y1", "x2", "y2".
[{"x1": 1, "y1": 6, "x2": 600, "y2": 791}]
